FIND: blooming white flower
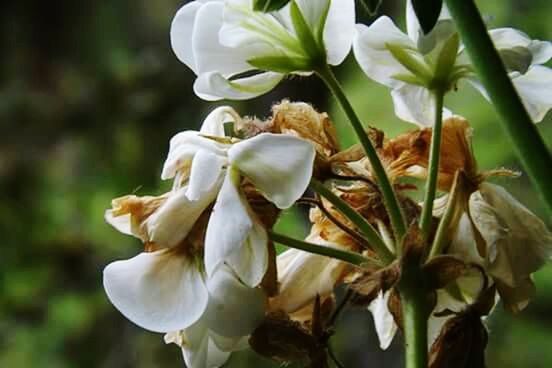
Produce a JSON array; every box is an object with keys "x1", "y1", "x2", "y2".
[
  {"x1": 170, "y1": 0, "x2": 355, "y2": 100},
  {"x1": 162, "y1": 106, "x2": 315, "y2": 287},
  {"x1": 353, "y1": 0, "x2": 552, "y2": 125},
  {"x1": 164, "y1": 264, "x2": 266, "y2": 368}
]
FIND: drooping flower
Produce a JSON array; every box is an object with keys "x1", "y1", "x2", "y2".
[
  {"x1": 161, "y1": 106, "x2": 315, "y2": 287},
  {"x1": 390, "y1": 115, "x2": 552, "y2": 312},
  {"x1": 164, "y1": 264, "x2": 266, "y2": 368},
  {"x1": 170, "y1": 0, "x2": 355, "y2": 100},
  {"x1": 353, "y1": 0, "x2": 552, "y2": 125}
]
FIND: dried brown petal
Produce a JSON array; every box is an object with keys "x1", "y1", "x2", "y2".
[
  {"x1": 271, "y1": 100, "x2": 339, "y2": 158},
  {"x1": 261, "y1": 241, "x2": 279, "y2": 297},
  {"x1": 249, "y1": 313, "x2": 316, "y2": 363},
  {"x1": 423, "y1": 256, "x2": 468, "y2": 290},
  {"x1": 402, "y1": 224, "x2": 426, "y2": 265},
  {"x1": 350, "y1": 262, "x2": 401, "y2": 306},
  {"x1": 429, "y1": 310, "x2": 488, "y2": 368},
  {"x1": 387, "y1": 288, "x2": 403, "y2": 330}
]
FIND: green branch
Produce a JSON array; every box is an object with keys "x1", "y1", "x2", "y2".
[
  {"x1": 419, "y1": 89, "x2": 445, "y2": 242},
  {"x1": 310, "y1": 179, "x2": 395, "y2": 264},
  {"x1": 445, "y1": 0, "x2": 552, "y2": 215},
  {"x1": 316, "y1": 64, "x2": 408, "y2": 243},
  {"x1": 268, "y1": 230, "x2": 379, "y2": 267}
]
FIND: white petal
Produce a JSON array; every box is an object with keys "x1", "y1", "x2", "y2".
[
  {"x1": 105, "y1": 210, "x2": 133, "y2": 236},
  {"x1": 199, "y1": 105, "x2": 241, "y2": 136},
  {"x1": 270, "y1": 243, "x2": 349, "y2": 313},
  {"x1": 353, "y1": 19, "x2": 415, "y2": 88},
  {"x1": 145, "y1": 186, "x2": 215, "y2": 248},
  {"x1": 204, "y1": 171, "x2": 268, "y2": 286},
  {"x1": 512, "y1": 65, "x2": 552, "y2": 123},
  {"x1": 489, "y1": 28, "x2": 531, "y2": 51},
  {"x1": 406, "y1": 0, "x2": 451, "y2": 43},
  {"x1": 529, "y1": 40, "x2": 552, "y2": 65},
  {"x1": 170, "y1": 1, "x2": 203, "y2": 73},
  {"x1": 320, "y1": 0, "x2": 356, "y2": 65},
  {"x1": 226, "y1": 217, "x2": 269, "y2": 287},
  {"x1": 469, "y1": 183, "x2": 552, "y2": 287},
  {"x1": 448, "y1": 212, "x2": 484, "y2": 266},
  {"x1": 204, "y1": 264, "x2": 266, "y2": 337},
  {"x1": 220, "y1": 0, "x2": 292, "y2": 58},
  {"x1": 228, "y1": 133, "x2": 315, "y2": 209},
  {"x1": 169, "y1": 320, "x2": 232, "y2": 368},
  {"x1": 103, "y1": 250, "x2": 208, "y2": 333},
  {"x1": 186, "y1": 150, "x2": 226, "y2": 201},
  {"x1": 162, "y1": 131, "x2": 228, "y2": 180},
  {"x1": 368, "y1": 291, "x2": 397, "y2": 350},
  {"x1": 192, "y1": 1, "x2": 251, "y2": 76},
  {"x1": 391, "y1": 84, "x2": 435, "y2": 126},
  {"x1": 193, "y1": 71, "x2": 284, "y2": 101}
]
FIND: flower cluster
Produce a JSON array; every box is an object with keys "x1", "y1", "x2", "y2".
[{"x1": 102, "y1": 1, "x2": 552, "y2": 367}]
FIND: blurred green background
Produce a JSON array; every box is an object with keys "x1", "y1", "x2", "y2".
[{"x1": 1, "y1": 0, "x2": 551, "y2": 367}]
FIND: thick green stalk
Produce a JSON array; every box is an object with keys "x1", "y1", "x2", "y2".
[
  {"x1": 401, "y1": 289, "x2": 429, "y2": 368},
  {"x1": 400, "y1": 266, "x2": 429, "y2": 368},
  {"x1": 316, "y1": 64, "x2": 408, "y2": 243},
  {"x1": 419, "y1": 90, "x2": 445, "y2": 242},
  {"x1": 268, "y1": 230, "x2": 380, "y2": 267},
  {"x1": 310, "y1": 179, "x2": 395, "y2": 264},
  {"x1": 445, "y1": 0, "x2": 552, "y2": 215}
]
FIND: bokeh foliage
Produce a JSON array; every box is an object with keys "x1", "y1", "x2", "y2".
[{"x1": 0, "y1": 1, "x2": 550, "y2": 367}]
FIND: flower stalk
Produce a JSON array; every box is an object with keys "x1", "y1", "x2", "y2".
[
  {"x1": 268, "y1": 230, "x2": 380, "y2": 267},
  {"x1": 399, "y1": 264, "x2": 429, "y2": 368},
  {"x1": 445, "y1": 0, "x2": 552, "y2": 215},
  {"x1": 310, "y1": 178, "x2": 395, "y2": 264},
  {"x1": 315, "y1": 64, "x2": 408, "y2": 244},
  {"x1": 419, "y1": 89, "x2": 445, "y2": 242}
]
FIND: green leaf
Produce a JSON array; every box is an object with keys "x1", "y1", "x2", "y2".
[
  {"x1": 289, "y1": 1, "x2": 324, "y2": 61},
  {"x1": 359, "y1": 0, "x2": 383, "y2": 17},
  {"x1": 433, "y1": 33, "x2": 460, "y2": 87},
  {"x1": 386, "y1": 43, "x2": 433, "y2": 84},
  {"x1": 411, "y1": 0, "x2": 443, "y2": 34},
  {"x1": 247, "y1": 55, "x2": 312, "y2": 72},
  {"x1": 253, "y1": 0, "x2": 290, "y2": 12}
]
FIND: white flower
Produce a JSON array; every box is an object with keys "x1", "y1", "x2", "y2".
[
  {"x1": 353, "y1": 0, "x2": 552, "y2": 125},
  {"x1": 162, "y1": 106, "x2": 316, "y2": 287},
  {"x1": 165, "y1": 264, "x2": 266, "y2": 368},
  {"x1": 103, "y1": 185, "x2": 220, "y2": 333},
  {"x1": 170, "y1": 0, "x2": 355, "y2": 100}
]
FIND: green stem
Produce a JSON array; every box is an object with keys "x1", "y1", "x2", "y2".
[
  {"x1": 428, "y1": 171, "x2": 463, "y2": 259},
  {"x1": 310, "y1": 179, "x2": 395, "y2": 264},
  {"x1": 445, "y1": 0, "x2": 552, "y2": 215},
  {"x1": 419, "y1": 89, "x2": 445, "y2": 242},
  {"x1": 400, "y1": 267, "x2": 429, "y2": 368},
  {"x1": 401, "y1": 290, "x2": 429, "y2": 368},
  {"x1": 268, "y1": 230, "x2": 380, "y2": 267},
  {"x1": 316, "y1": 64, "x2": 408, "y2": 244}
]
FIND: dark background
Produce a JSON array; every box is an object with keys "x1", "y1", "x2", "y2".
[{"x1": 1, "y1": 1, "x2": 551, "y2": 367}]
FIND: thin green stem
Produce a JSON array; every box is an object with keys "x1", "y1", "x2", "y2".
[
  {"x1": 419, "y1": 89, "x2": 445, "y2": 242},
  {"x1": 268, "y1": 230, "x2": 380, "y2": 267},
  {"x1": 315, "y1": 64, "x2": 408, "y2": 244},
  {"x1": 445, "y1": 0, "x2": 552, "y2": 215},
  {"x1": 428, "y1": 171, "x2": 462, "y2": 259},
  {"x1": 310, "y1": 179, "x2": 395, "y2": 264}
]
